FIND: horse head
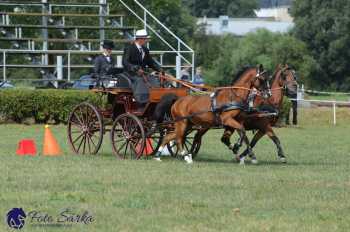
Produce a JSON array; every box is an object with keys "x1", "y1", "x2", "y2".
[
  {"x1": 254, "y1": 64, "x2": 270, "y2": 94},
  {"x1": 232, "y1": 64, "x2": 269, "y2": 93},
  {"x1": 279, "y1": 64, "x2": 298, "y2": 98}
]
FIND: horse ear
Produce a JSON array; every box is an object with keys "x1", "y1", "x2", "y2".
[{"x1": 258, "y1": 64, "x2": 264, "y2": 71}]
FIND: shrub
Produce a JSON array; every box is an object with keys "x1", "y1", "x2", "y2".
[{"x1": 0, "y1": 89, "x2": 103, "y2": 124}]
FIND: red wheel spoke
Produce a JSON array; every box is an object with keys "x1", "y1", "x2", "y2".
[
  {"x1": 76, "y1": 133, "x2": 85, "y2": 153},
  {"x1": 117, "y1": 141, "x2": 127, "y2": 154},
  {"x1": 87, "y1": 133, "x2": 97, "y2": 149},
  {"x1": 72, "y1": 133, "x2": 84, "y2": 145},
  {"x1": 78, "y1": 107, "x2": 86, "y2": 126},
  {"x1": 86, "y1": 134, "x2": 92, "y2": 154},
  {"x1": 82, "y1": 134, "x2": 87, "y2": 154},
  {"x1": 73, "y1": 112, "x2": 84, "y2": 126}
]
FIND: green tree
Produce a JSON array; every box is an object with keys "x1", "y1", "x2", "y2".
[
  {"x1": 291, "y1": 0, "x2": 350, "y2": 90},
  {"x1": 184, "y1": 0, "x2": 259, "y2": 17},
  {"x1": 202, "y1": 29, "x2": 316, "y2": 87}
]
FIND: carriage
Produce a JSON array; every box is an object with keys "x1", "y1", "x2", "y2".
[{"x1": 66, "y1": 72, "x2": 205, "y2": 159}]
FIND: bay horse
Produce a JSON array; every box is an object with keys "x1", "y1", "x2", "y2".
[
  {"x1": 154, "y1": 65, "x2": 269, "y2": 163},
  {"x1": 219, "y1": 64, "x2": 298, "y2": 164}
]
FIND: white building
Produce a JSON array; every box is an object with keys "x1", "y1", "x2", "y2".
[{"x1": 197, "y1": 7, "x2": 294, "y2": 36}]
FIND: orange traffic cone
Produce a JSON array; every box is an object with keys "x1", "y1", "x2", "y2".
[
  {"x1": 42, "y1": 125, "x2": 62, "y2": 156},
  {"x1": 135, "y1": 138, "x2": 154, "y2": 156},
  {"x1": 143, "y1": 138, "x2": 154, "y2": 156}
]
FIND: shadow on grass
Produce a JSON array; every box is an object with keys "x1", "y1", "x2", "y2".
[{"x1": 195, "y1": 157, "x2": 335, "y2": 167}]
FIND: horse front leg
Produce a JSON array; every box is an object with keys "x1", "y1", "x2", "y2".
[
  {"x1": 221, "y1": 127, "x2": 236, "y2": 150},
  {"x1": 154, "y1": 131, "x2": 177, "y2": 161},
  {"x1": 265, "y1": 125, "x2": 286, "y2": 163},
  {"x1": 221, "y1": 113, "x2": 251, "y2": 165},
  {"x1": 221, "y1": 127, "x2": 247, "y2": 154},
  {"x1": 239, "y1": 130, "x2": 265, "y2": 164}
]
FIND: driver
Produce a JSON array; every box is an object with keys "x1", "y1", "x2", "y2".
[{"x1": 122, "y1": 29, "x2": 161, "y2": 105}]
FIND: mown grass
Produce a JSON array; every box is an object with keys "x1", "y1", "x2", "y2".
[
  {"x1": 306, "y1": 93, "x2": 350, "y2": 102},
  {"x1": 0, "y1": 108, "x2": 350, "y2": 231}
]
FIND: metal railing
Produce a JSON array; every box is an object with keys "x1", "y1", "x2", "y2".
[
  {"x1": 1, "y1": 49, "x2": 193, "y2": 81},
  {"x1": 0, "y1": 0, "x2": 195, "y2": 83}
]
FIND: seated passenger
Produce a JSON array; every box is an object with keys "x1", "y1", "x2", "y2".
[
  {"x1": 93, "y1": 40, "x2": 116, "y2": 83},
  {"x1": 122, "y1": 29, "x2": 161, "y2": 104}
]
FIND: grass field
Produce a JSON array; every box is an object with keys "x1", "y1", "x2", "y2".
[{"x1": 1, "y1": 108, "x2": 350, "y2": 231}]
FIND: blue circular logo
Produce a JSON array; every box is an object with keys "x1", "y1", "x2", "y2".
[{"x1": 6, "y1": 208, "x2": 26, "y2": 230}]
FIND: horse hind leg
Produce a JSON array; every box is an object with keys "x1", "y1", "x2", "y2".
[{"x1": 175, "y1": 120, "x2": 193, "y2": 164}]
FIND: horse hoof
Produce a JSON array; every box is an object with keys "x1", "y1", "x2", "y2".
[
  {"x1": 251, "y1": 159, "x2": 258, "y2": 165},
  {"x1": 279, "y1": 157, "x2": 287, "y2": 163},
  {"x1": 239, "y1": 158, "x2": 245, "y2": 165},
  {"x1": 184, "y1": 154, "x2": 193, "y2": 164}
]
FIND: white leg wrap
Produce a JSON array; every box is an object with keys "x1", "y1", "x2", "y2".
[
  {"x1": 184, "y1": 153, "x2": 193, "y2": 164},
  {"x1": 158, "y1": 146, "x2": 165, "y2": 152}
]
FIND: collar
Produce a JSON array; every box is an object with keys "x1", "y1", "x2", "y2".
[{"x1": 135, "y1": 42, "x2": 142, "y2": 50}]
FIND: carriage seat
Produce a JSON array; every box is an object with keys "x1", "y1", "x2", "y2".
[{"x1": 114, "y1": 73, "x2": 132, "y2": 88}]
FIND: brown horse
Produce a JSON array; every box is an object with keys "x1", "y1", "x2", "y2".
[
  {"x1": 218, "y1": 64, "x2": 298, "y2": 164},
  {"x1": 154, "y1": 65, "x2": 269, "y2": 163}
]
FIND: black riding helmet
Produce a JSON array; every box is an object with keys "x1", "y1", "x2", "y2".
[{"x1": 102, "y1": 40, "x2": 114, "y2": 49}]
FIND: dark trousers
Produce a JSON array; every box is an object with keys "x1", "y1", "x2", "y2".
[{"x1": 286, "y1": 100, "x2": 298, "y2": 125}]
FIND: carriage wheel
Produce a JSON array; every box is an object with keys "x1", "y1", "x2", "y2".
[
  {"x1": 110, "y1": 113, "x2": 146, "y2": 159},
  {"x1": 167, "y1": 129, "x2": 202, "y2": 158},
  {"x1": 67, "y1": 102, "x2": 104, "y2": 155}
]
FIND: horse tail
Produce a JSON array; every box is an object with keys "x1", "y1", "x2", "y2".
[{"x1": 154, "y1": 93, "x2": 179, "y2": 122}]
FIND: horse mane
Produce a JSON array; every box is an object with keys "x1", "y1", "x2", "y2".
[{"x1": 231, "y1": 66, "x2": 253, "y2": 85}]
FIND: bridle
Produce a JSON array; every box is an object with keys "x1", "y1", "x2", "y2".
[{"x1": 268, "y1": 67, "x2": 298, "y2": 96}]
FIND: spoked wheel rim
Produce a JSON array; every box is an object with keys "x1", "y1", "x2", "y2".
[
  {"x1": 110, "y1": 113, "x2": 145, "y2": 159},
  {"x1": 167, "y1": 129, "x2": 202, "y2": 158},
  {"x1": 67, "y1": 102, "x2": 104, "y2": 155}
]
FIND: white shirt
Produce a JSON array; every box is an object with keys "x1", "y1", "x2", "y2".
[
  {"x1": 135, "y1": 42, "x2": 145, "y2": 60},
  {"x1": 103, "y1": 52, "x2": 111, "y2": 62}
]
